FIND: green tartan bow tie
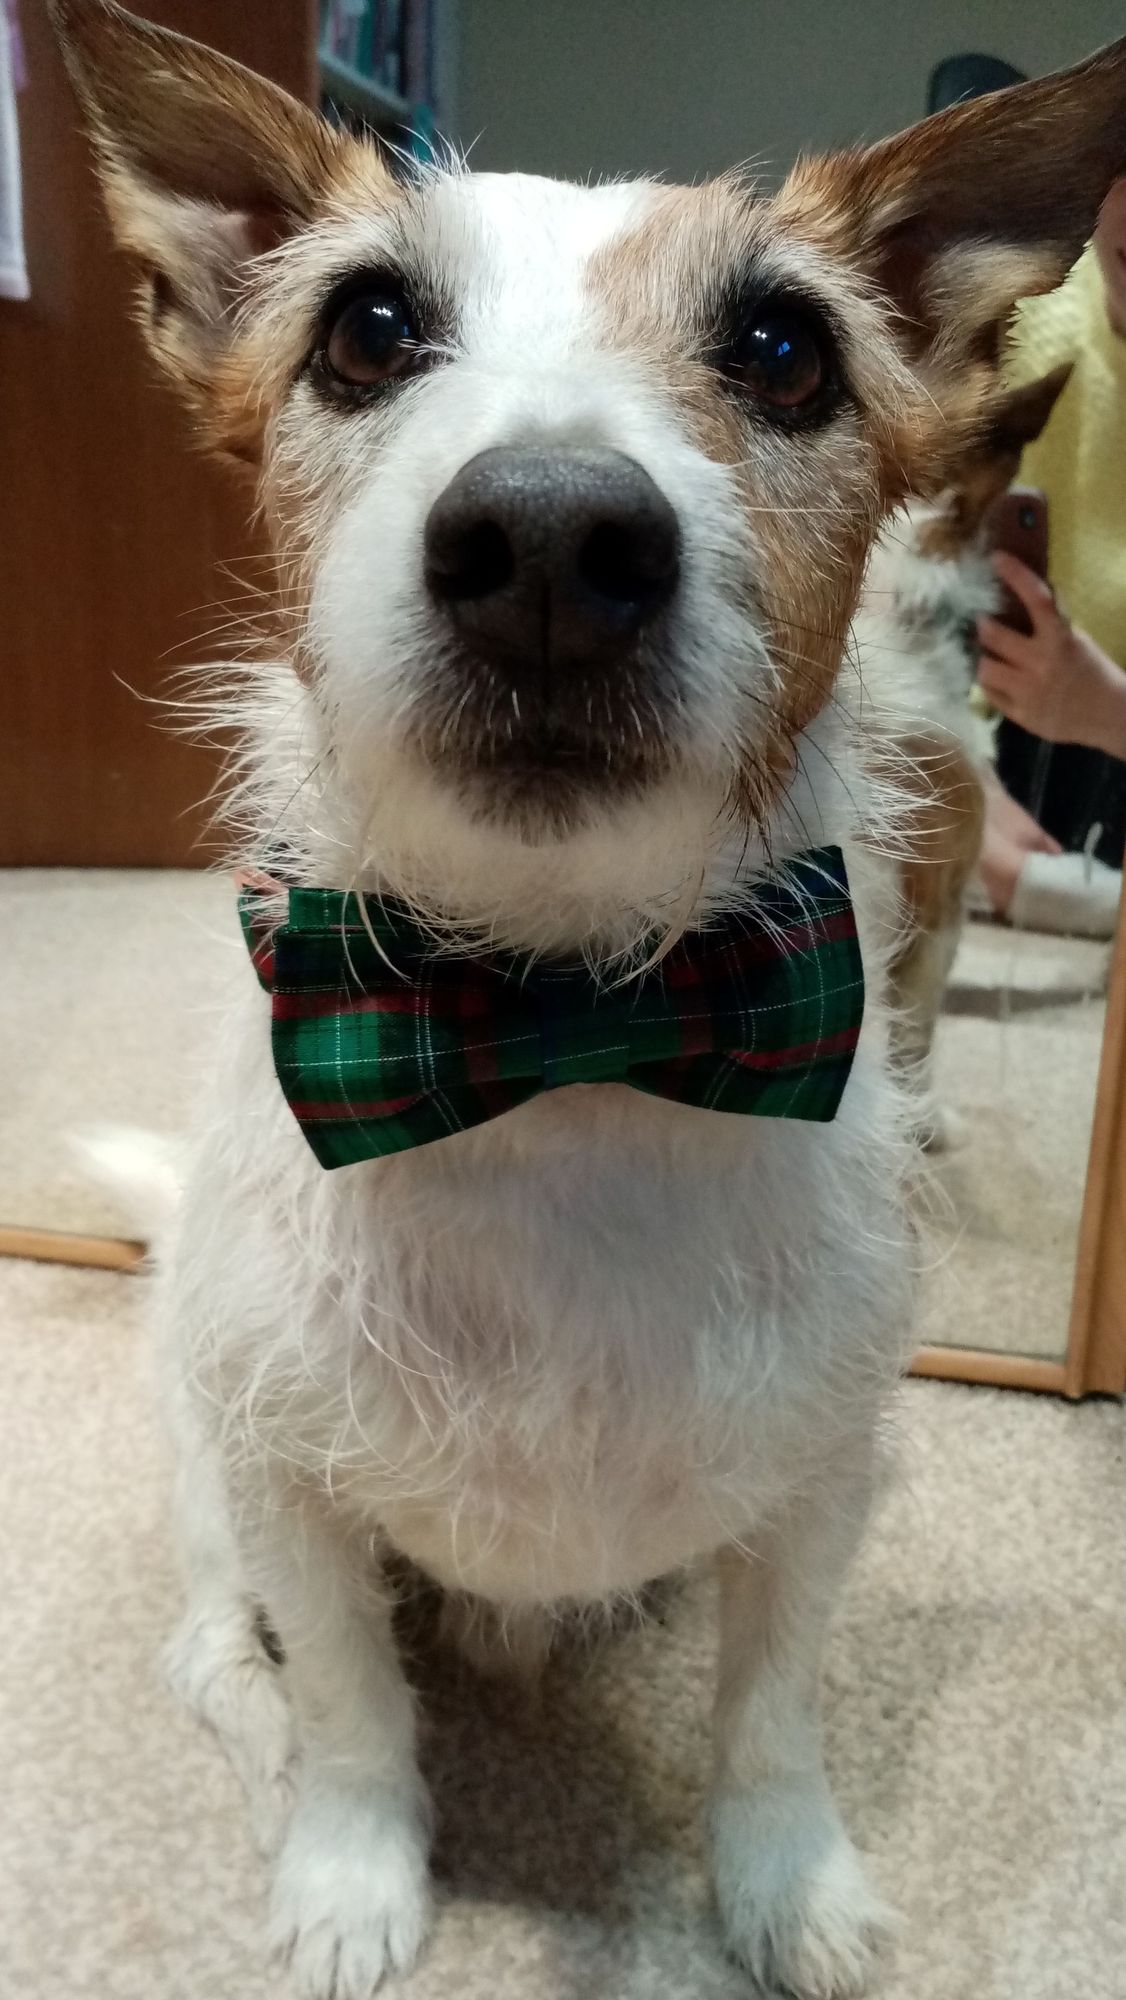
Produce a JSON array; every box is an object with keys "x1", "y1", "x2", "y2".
[{"x1": 239, "y1": 845, "x2": 864, "y2": 1170}]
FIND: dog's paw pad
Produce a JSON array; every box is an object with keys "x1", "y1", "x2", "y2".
[
  {"x1": 270, "y1": 1792, "x2": 432, "y2": 2000},
  {"x1": 711, "y1": 1787, "x2": 894, "y2": 1999}
]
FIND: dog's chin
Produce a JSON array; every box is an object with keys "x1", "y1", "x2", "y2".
[
  {"x1": 450, "y1": 736, "x2": 668, "y2": 841},
  {"x1": 407, "y1": 719, "x2": 672, "y2": 842}
]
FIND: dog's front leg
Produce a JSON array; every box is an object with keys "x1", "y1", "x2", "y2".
[
  {"x1": 710, "y1": 1453, "x2": 892, "y2": 1999},
  {"x1": 246, "y1": 1494, "x2": 432, "y2": 2000}
]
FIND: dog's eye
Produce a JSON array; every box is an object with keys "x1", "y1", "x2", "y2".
[
  {"x1": 726, "y1": 305, "x2": 831, "y2": 418},
  {"x1": 322, "y1": 284, "x2": 420, "y2": 389}
]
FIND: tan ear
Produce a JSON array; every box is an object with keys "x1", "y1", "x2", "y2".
[
  {"x1": 779, "y1": 39, "x2": 1126, "y2": 465},
  {"x1": 984, "y1": 362, "x2": 1074, "y2": 454},
  {"x1": 916, "y1": 360, "x2": 1076, "y2": 550},
  {"x1": 49, "y1": 0, "x2": 350, "y2": 416}
]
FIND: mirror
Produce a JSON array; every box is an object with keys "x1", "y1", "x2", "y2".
[{"x1": 915, "y1": 918, "x2": 1112, "y2": 1364}]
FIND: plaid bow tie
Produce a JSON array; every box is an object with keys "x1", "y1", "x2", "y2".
[{"x1": 238, "y1": 845, "x2": 864, "y2": 1170}]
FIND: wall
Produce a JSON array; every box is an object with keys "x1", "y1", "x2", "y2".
[{"x1": 456, "y1": 0, "x2": 1126, "y2": 183}]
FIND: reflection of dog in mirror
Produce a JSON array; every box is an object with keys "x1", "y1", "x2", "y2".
[
  {"x1": 51, "y1": 5, "x2": 1126, "y2": 1994},
  {"x1": 857, "y1": 366, "x2": 1072, "y2": 1145}
]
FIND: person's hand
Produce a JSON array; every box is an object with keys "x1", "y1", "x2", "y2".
[{"x1": 977, "y1": 552, "x2": 1126, "y2": 757}]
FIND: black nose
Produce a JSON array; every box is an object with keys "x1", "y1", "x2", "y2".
[{"x1": 423, "y1": 445, "x2": 681, "y2": 676}]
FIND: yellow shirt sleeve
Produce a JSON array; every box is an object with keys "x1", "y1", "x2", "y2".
[{"x1": 1006, "y1": 248, "x2": 1126, "y2": 668}]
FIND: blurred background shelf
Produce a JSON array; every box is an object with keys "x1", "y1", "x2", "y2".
[
  {"x1": 318, "y1": 0, "x2": 447, "y2": 152},
  {"x1": 319, "y1": 49, "x2": 412, "y2": 127}
]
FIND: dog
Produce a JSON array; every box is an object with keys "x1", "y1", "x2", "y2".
[
  {"x1": 51, "y1": 5, "x2": 1126, "y2": 1995},
  {"x1": 856, "y1": 366, "x2": 1073, "y2": 1140}
]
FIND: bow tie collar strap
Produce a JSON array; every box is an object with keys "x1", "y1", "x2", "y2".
[{"x1": 238, "y1": 846, "x2": 865, "y2": 1170}]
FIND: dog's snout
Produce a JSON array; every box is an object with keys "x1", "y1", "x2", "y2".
[{"x1": 424, "y1": 446, "x2": 681, "y2": 673}]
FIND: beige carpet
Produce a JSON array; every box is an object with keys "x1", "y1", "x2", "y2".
[
  {"x1": 2, "y1": 1257, "x2": 1124, "y2": 2000},
  {"x1": 0, "y1": 869, "x2": 236, "y2": 1236}
]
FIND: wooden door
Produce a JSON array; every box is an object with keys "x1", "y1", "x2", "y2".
[{"x1": 0, "y1": 2, "x2": 316, "y2": 865}]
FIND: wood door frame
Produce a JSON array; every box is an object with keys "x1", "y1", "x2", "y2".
[
  {"x1": 0, "y1": 1, "x2": 318, "y2": 869},
  {"x1": 1063, "y1": 870, "x2": 1126, "y2": 1396},
  {"x1": 0, "y1": 1225, "x2": 144, "y2": 1274},
  {"x1": 910, "y1": 1346, "x2": 1072, "y2": 1395}
]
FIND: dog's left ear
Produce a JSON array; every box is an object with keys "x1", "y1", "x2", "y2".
[
  {"x1": 49, "y1": 0, "x2": 352, "y2": 422},
  {"x1": 983, "y1": 363, "x2": 1075, "y2": 456},
  {"x1": 779, "y1": 39, "x2": 1126, "y2": 474}
]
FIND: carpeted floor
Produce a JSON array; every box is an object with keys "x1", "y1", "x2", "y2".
[
  {"x1": 2, "y1": 1256, "x2": 1124, "y2": 2000},
  {"x1": 0, "y1": 869, "x2": 237, "y2": 1236}
]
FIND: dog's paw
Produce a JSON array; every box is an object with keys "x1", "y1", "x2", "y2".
[
  {"x1": 270, "y1": 1788, "x2": 432, "y2": 2000},
  {"x1": 710, "y1": 1784, "x2": 894, "y2": 1999}
]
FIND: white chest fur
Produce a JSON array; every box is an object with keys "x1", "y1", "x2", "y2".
[{"x1": 172, "y1": 967, "x2": 913, "y2": 1609}]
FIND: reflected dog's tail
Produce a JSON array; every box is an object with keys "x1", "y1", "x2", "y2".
[{"x1": 71, "y1": 1126, "x2": 184, "y2": 1248}]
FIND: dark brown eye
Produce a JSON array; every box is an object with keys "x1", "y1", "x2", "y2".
[
  {"x1": 322, "y1": 284, "x2": 420, "y2": 390},
  {"x1": 726, "y1": 306, "x2": 831, "y2": 417}
]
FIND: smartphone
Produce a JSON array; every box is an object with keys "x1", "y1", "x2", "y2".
[{"x1": 983, "y1": 486, "x2": 1050, "y2": 636}]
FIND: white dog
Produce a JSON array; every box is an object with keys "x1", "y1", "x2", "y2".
[{"x1": 52, "y1": 6, "x2": 1126, "y2": 1995}]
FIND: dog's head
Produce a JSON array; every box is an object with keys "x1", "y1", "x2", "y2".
[{"x1": 52, "y1": 3, "x2": 1126, "y2": 940}]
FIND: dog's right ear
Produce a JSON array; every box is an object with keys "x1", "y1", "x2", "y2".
[{"x1": 49, "y1": 0, "x2": 351, "y2": 422}]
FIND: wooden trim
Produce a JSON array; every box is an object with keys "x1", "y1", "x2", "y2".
[
  {"x1": 0, "y1": 1227, "x2": 146, "y2": 1273},
  {"x1": 1065, "y1": 874, "x2": 1126, "y2": 1398},
  {"x1": 910, "y1": 1345, "x2": 1070, "y2": 1396}
]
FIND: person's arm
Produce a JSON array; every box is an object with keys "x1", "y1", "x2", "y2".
[{"x1": 976, "y1": 550, "x2": 1126, "y2": 759}]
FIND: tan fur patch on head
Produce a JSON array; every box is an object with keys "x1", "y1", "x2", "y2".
[
  {"x1": 583, "y1": 21, "x2": 1126, "y2": 827},
  {"x1": 588, "y1": 177, "x2": 922, "y2": 818},
  {"x1": 206, "y1": 146, "x2": 404, "y2": 464}
]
